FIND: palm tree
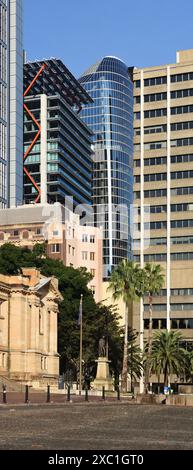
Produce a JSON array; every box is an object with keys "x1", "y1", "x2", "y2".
[
  {"x1": 143, "y1": 263, "x2": 165, "y2": 394},
  {"x1": 128, "y1": 328, "x2": 143, "y2": 393},
  {"x1": 108, "y1": 260, "x2": 144, "y2": 393},
  {"x1": 151, "y1": 330, "x2": 188, "y2": 388}
]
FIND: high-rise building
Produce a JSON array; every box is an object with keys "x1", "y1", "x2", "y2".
[
  {"x1": 133, "y1": 49, "x2": 193, "y2": 389},
  {"x1": 79, "y1": 57, "x2": 134, "y2": 279},
  {"x1": 0, "y1": 0, "x2": 23, "y2": 208},
  {"x1": 23, "y1": 59, "x2": 93, "y2": 208}
]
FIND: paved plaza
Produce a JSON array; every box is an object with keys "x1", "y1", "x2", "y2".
[{"x1": 0, "y1": 403, "x2": 193, "y2": 450}]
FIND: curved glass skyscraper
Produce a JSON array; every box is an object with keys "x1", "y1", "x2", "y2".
[{"x1": 79, "y1": 57, "x2": 133, "y2": 279}]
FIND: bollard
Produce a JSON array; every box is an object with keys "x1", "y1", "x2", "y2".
[
  {"x1": 67, "y1": 384, "x2": 71, "y2": 402},
  {"x1": 25, "y1": 385, "x2": 29, "y2": 404},
  {"x1": 47, "y1": 385, "x2": 51, "y2": 403},
  {"x1": 85, "y1": 387, "x2": 88, "y2": 402},
  {"x1": 3, "y1": 384, "x2": 7, "y2": 404},
  {"x1": 117, "y1": 386, "x2": 120, "y2": 401},
  {"x1": 102, "y1": 386, "x2": 105, "y2": 400}
]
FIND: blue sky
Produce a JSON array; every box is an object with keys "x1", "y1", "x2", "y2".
[{"x1": 24, "y1": 0, "x2": 193, "y2": 78}]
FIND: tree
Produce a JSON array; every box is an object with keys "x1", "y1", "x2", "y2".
[
  {"x1": 108, "y1": 260, "x2": 144, "y2": 393},
  {"x1": 128, "y1": 329, "x2": 143, "y2": 393},
  {"x1": 150, "y1": 330, "x2": 188, "y2": 388},
  {"x1": 0, "y1": 243, "x2": 123, "y2": 384},
  {"x1": 143, "y1": 263, "x2": 165, "y2": 394}
]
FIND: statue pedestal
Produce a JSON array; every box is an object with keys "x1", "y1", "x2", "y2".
[{"x1": 91, "y1": 357, "x2": 114, "y2": 391}]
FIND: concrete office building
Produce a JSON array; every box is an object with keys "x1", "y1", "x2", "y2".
[
  {"x1": 0, "y1": 0, "x2": 23, "y2": 208},
  {"x1": 133, "y1": 50, "x2": 193, "y2": 388},
  {"x1": 79, "y1": 57, "x2": 134, "y2": 279},
  {"x1": 23, "y1": 59, "x2": 93, "y2": 208}
]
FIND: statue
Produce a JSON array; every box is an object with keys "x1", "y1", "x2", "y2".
[{"x1": 98, "y1": 336, "x2": 106, "y2": 357}]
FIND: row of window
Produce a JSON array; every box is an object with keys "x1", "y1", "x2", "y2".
[
  {"x1": 144, "y1": 318, "x2": 193, "y2": 330},
  {"x1": 134, "y1": 72, "x2": 193, "y2": 88},
  {"x1": 135, "y1": 88, "x2": 193, "y2": 102},
  {"x1": 144, "y1": 92, "x2": 167, "y2": 103},
  {"x1": 134, "y1": 236, "x2": 193, "y2": 246},
  {"x1": 134, "y1": 125, "x2": 167, "y2": 136},
  {"x1": 156, "y1": 288, "x2": 193, "y2": 296},
  {"x1": 137, "y1": 202, "x2": 192, "y2": 214},
  {"x1": 82, "y1": 234, "x2": 96, "y2": 243},
  {"x1": 140, "y1": 220, "x2": 193, "y2": 230},
  {"x1": 134, "y1": 154, "x2": 193, "y2": 167},
  {"x1": 135, "y1": 170, "x2": 193, "y2": 183},
  {"x1": 134, "y1": 156, "x2": 167, "y2": 167},
  {"x1": 135, "y1": 105, "x2": 193, "y2": 119},
  {"x1": 171, "y1": 88, "x2": 193, "y2": 99},
  {"x1": 171, "y1": 120, "x2": 193, "y2": 131},
  {"x1": 136, "y1": 252, "x2": 193, "y2": 262},
  {"x1": 144, "y1": 303, "x2": 193, "y2": 311}
]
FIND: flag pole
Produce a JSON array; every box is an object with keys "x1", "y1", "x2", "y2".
[{"x1": 79, "y1": 294, "x2": 83, "y2": 396}]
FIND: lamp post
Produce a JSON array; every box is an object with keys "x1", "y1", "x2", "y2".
[{"x1": 79, "y1": 294, "x2": 83, "y2": 396}]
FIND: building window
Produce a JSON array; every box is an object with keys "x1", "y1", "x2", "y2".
[
  {"x1": 13, "y1": 230, "x2": 19, "y2": 236},
  {"x1": 134, "y1": 112, "x2": 141, "y2": 120},
  {"x1": 82, "y1": 251, "x2": 88, "y2": 260},
  {"x1": 144, "y1": 125, "x2": 167, "y2": 135},
  {"x1": 90, "y1": 235, "x2": 95, "y2": 243},
  {"x1": 171, "y1": 88, "x2": 193, "y2": 99},
  {"x1": 171, "y1": 220, "x2": 193, "y2": 229},
  {"x1": 72, "y1": 247, "x2": 75, "y2": 256},
  {"x1": 53, "y1": 230, "x2": 59, "y2": 236},
  {"x1": 135, "y1": 80, "x2": 140, "y2": 88},
  {"x1": 82, "y1": 234, "x2": 88, "y2": 242},
  {"x1": 144, "y1": 108, "x2": 167, "y2": 118},
  {"x1": 144, "y1": 92, "x2": 167, "y2": 102},
  {"x1": 134, "y1": 96, "x2": 140, "y2": 104},
  {"x1": 68, "y1": 245, "x2": 71, "y2": 254},
  {"x1": 72, "y1": 229, "x2": 75, "y2": 238},
  {"x1": 171, "y1": 104, "x2": 193, "y2": 115},
  {"x1": 144, "y1": 76, "x2": 167, "y2": 86},
  {"x1": 36, "y1": 228, "x2": 42, "y2": 235},
  {"x1": 91, "y1": 269, "x2": 95, "y2": 277},
  {"x1": 144, "y1": 173, "x2": 167, "y2": 182},
  {"x1": 144, "y1": 189, "x2": 167, "y2": 198},
  {"x1": 39, "y1": 310, "x2": 43, "y2": 335},
  {"x1": 144, "y1": 141, "x2": 167, "y2": 150},
  {"x1": 171, "y1": 72, "x2": 193, "y2": 82},
  {"x1": 90, "y1": 252, "x2": 95, "y2": 261},
  {"x1": 91, "y1": 286, "x2": 96, "y2": 296},
  {"x1": 51, "y1": 244, "x2": 60, "y2": 253}
]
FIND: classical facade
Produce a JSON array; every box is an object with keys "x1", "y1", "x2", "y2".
[{"x1": 0, "y1": 267, "x2": 62, "y2": 388}]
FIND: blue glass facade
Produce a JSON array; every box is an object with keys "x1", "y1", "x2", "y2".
[{"x1": 79, "y1": 57, "x2": 133, "y2": 279}]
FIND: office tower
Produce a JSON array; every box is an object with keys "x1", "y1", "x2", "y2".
[
  {"x1": 133, "y1": 49, "x2": 193, "y2": 385},
  {"x1": 79, "y1": 57, "x2": 133, "y2": 279},
  {"x1": 23, "y1": 59, "x2": 93, "y2": 207},
  {"x1": 0, "y1": 0, "x2": 23, "y2": 208}
]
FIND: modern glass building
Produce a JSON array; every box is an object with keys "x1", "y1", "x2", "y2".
[
  {"x1": 79, "y1": 57, "x2": 133, "y2": 279},
  {"x1": 23, "y1": 59, "x2": 93, "y2": 208},
  {"x1": 0, "y1": 0, "x2": 23, "y2": 208}
]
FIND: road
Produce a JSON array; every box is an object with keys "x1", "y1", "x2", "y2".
[{"x1": 0, "y1": 403, "x2": 192, "y2": 450}]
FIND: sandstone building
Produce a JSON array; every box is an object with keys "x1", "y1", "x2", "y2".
[{"x1": 0, "y1": 268, "x2": 62, "y2": 388}]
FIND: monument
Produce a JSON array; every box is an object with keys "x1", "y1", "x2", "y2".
[{"x1": 91, "y1": 336, "x2": 114, "y2": 391}]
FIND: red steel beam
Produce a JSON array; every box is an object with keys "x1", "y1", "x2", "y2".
[{"x1": 23, "y1": 64, "x2": 47, "y2": 203}]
